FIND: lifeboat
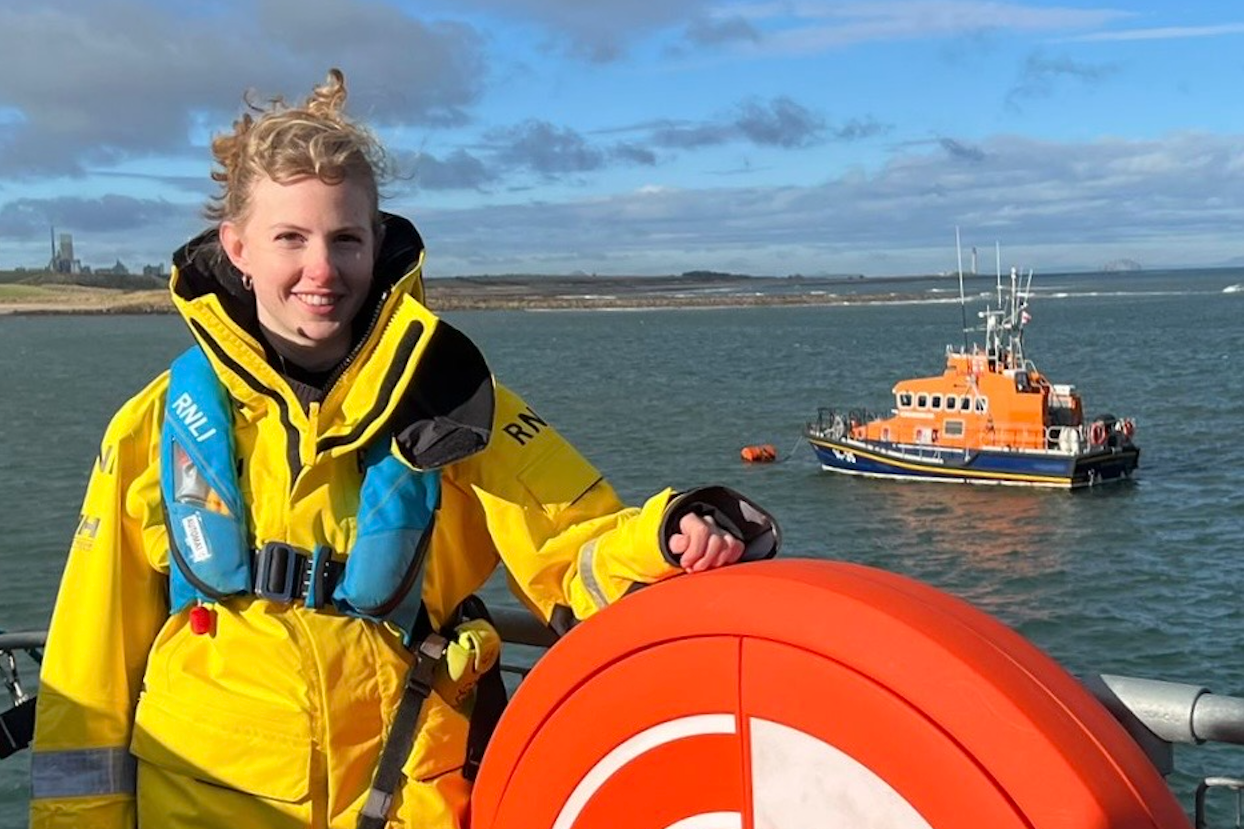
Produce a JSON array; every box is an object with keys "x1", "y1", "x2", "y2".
[{"x1": 803, "y1": 261, "x2": 1139, "y2": 488}]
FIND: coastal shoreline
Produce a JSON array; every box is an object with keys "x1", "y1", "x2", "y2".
[{"x1": 0, "y1": 273, "x2": 941, "y2": 315}]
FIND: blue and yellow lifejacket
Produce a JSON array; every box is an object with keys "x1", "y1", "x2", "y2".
[{"x1": 160, "y1": 345, "x2": 439, "y2": 643}]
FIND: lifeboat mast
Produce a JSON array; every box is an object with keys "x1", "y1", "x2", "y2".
[
  {"x1": 982, "y1": 263, "x2": 1034, "y2": 372},
  {"x1": 956, "y1": 231, "x2": 1034, "y2": 374}
]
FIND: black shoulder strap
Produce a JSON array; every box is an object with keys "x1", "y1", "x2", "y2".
[
  {"x1": 355, "y1": 595, "x2": 512, "y2": 828},
  {"x1": 357, "y1": 625, "x2": 447, "y2": 829}
]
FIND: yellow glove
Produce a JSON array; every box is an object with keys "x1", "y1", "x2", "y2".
[{"x1": 432, "y1": 619, "x2": 501, "y2": 713}]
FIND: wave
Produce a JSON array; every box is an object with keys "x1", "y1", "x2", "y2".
[
  {"x1": 1039, "y1": 289, "x2": 1203, "y2": 300},
  {"x1": 1224, "y1": 283, "x2": 1243, "y2": 293}
]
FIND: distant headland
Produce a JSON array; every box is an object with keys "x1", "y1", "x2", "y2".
[{"x1": 0, "y1": 268, "x2": 958, "y2": 315}]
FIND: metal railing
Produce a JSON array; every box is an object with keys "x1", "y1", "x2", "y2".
[{"x1": 1083, "y1": 674, "x2": 1244, "y2": 827}]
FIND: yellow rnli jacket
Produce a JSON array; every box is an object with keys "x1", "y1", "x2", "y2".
[{"x1": 30, "y1": 215, "x2": 708, "y2": 829}]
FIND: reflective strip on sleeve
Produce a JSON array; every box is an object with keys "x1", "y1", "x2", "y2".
[
  {"x1": 576, "y1": 537, "x2": 610, "y2": 611},
  {"x1": 30, "y1": 747, "x2": 137, "y2": 800}
]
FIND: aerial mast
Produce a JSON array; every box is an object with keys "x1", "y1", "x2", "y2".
[{"x1": 955, "y1": 227, "x2": 968, "y2": 353}]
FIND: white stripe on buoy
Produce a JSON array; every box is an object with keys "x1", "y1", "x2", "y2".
[
  {"x1": 663, "y1": 813, "x2": 743, "y2": 829},
  {"x1": 549, "y1": 714, "x2": 929, "y2": 829},
  {"x1": 552, "y1": 714, "x2": 737, "y2": 829},
  {"x1": 751, "y1": 718, "x2": 933, "y2": 829}
]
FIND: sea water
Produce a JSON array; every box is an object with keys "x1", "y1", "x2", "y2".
[{"x1": 2, "y1": 268, "x2": 1243, "y2": 824}]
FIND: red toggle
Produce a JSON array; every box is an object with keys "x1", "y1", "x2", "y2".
[{"x1": 189, "y1": 604, "x2": 214, "y2": 635}]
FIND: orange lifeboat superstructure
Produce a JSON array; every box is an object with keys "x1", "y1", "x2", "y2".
[
  {"x1": 859, "y1": 349, "x2": 1082, "y2": 453},
  {"x1": 805, "y1": 265, "x2": 1139, "y2": 487}
]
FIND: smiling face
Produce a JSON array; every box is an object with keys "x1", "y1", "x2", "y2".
[{"x1": 220, "y1": 175, "x2": 377, "y2": 370}]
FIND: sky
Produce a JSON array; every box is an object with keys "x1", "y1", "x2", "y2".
[{"x1": 2, "y1": 0, "x2": 1244, "y2": 278}]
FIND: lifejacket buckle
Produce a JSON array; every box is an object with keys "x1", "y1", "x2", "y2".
[
  {"x1": 254, "y1": 541, "x2": 308, "y2": 603},
  {"x1": 253, "y1": 542, "x2": 343, "y2": 607}
]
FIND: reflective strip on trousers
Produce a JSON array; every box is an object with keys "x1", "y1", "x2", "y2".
[
  {"x1": 576, "y1": 538, "x2": 609, "y2": 611},
  {"x1": 30, "y1": 747, "x2": 136, "y2": 799}
]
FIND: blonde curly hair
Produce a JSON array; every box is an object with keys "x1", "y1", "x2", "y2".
[{"x1": 206, "y1": 68, "x2": 389, "y2": 227}]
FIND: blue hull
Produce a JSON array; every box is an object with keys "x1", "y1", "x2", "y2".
[{"x1": 806, "y1": 435, "x2": 1139, "y2": 488}]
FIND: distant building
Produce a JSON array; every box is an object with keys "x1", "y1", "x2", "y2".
[{"x1": 48, "y1": 229, "x2": 82, "y2": 274}]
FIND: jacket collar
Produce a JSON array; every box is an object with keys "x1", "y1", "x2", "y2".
[{"x1": 168, "y1": 214, "x2": 492, "y2": 468}]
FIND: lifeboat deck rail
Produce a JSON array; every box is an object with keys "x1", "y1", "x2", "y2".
[{"x1": 806, "y1": 407, "x2": 1126, "y2": 456}]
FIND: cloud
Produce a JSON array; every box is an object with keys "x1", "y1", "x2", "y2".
[
  {"x1": 408, "y1": 96, "x2": 875, "y2": 189},
  {"x1": 611, "y1": 143, "x2": 660, "y2": 166},
  {"x1": 448, "y1": 0, "x2": 1136, "y2": 60},
  {"x1": 0, "y1": 195, "x2": 183, "y2": 236},
  {"x1": 8, "y1": 132, "x2": 1244, "y2": 275},
  {"x1": 473, "y1": 119, "x2": 678, "y2": 181},
  {"x1": 0, "y1": 194, "x2": 201, "y2": 269},
  {"x1": 408, "y1": 150, "x2": 498, "y2": 191},
  {"x1": 735, "y1": 97, "x2": 825, "y2": 148},
  {"x1": 398, "y1": 96, "x2": 844, "y2": 192},
  {"x1": 647, "y1": 120, "x2": 735, "y2": 149},
  {"x1": 0, "y1": 0, "x2": 488, "y2": 177},
  {"x1": 483, "y1": 121, "x2": 607, "y2": 176},
  {"x1": 684, "y1": 14, "x2": 761, "y2": 46},
  {"x1": 832, "y1": 118, "x2": 890, "y2": 141},
  {"x1": 721, "y1": 1, "x2": 1135, "y2": 57},
  {"x1": 938, "y1": 138, "x2": 986, "y2": 162},
  {"x1": 1064, "y1": 22, "x2": 1244, "y2": 43},
  {"x1": 252, "y1": 0, "x2": 487, "y2": 127},
  {"x1": 448, "y1": 0, "x2": 717, "y2": 61},
  {"x1": 401, "y1": 131, "x2": 1244, "y2": 276},
  {"x1": 637, "y1": 98, "x2": 884, "y2": 152},
  {"x1": 1006, "y1": 52, "x2": 1119, "y2": 108}
]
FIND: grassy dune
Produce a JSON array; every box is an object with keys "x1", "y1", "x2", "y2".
[{"x1": 0, "y1": 283, "x2": 173, "y2": 315}]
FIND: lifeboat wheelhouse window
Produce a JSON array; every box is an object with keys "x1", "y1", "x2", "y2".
[
  {"x1": 945, "y1": 396, "x2": 958, "y2": 411},
  {"x1": 898, "y1": 392, "x2": 913, "y2": 408},
  {"x1": 960, "y1": 395, "x2": 971, "y2": 411},
  {"x1": 944, "y1": 420, "x2": 965, "y2": 437},
  {"x1": 974, "y1": 397, "x2": 988, "y2": 412},
  {"x1": 917, "y1": 394, "x2": 929, "y2": 409},
  {"x1": 931, "y1": 395, "x2": 943, "y2": 410}
]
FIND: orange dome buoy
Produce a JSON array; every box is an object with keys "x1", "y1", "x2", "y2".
[
  {"x1": 740, "y1": 444, "x2": 778, "y2": 463},
  {"x1": 470, "y1": 560, "x2": 1187, "y2": 829}
]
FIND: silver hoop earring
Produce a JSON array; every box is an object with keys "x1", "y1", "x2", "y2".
[{"x1": 241, "y1": 273, "x2": 253, "y2": 291}]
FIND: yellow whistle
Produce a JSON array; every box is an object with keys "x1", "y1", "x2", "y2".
[{"x1": 432, "y1": 619, "x2": 501, "y2": 712}]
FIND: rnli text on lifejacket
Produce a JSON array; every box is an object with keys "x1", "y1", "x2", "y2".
[{"x1": 171, "y1": 393, "x2": 218, "y2": 443}]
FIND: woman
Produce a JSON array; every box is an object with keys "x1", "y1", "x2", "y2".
[{"x1": 29, "y1": 69, "x2": 778, "y2": 828}]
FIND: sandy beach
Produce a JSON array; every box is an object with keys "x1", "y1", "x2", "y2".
[{"x1": 0, "y1": 285, "x2": 172, "y2": 316}]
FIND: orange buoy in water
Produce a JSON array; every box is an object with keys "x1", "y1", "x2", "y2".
[{"x1": 741, "y1": 444, "x2": 777, "y2": 463}]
